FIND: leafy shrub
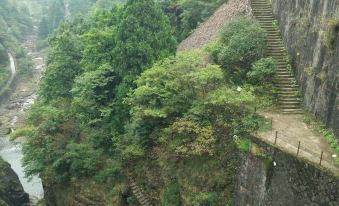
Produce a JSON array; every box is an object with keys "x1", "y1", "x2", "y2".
[
  {"x1": 162, "y1": 181, "x2": 181, "y2": 206},
  {"x1": 215, "y1": 17, "x2": 266, "y2": 83},
  {"x1": 247, "y1": 57, "x2": 276, "y2": 85},
  {"x1": 235, "y1": 138, "x2": 250, "y2": 153},
  {"x1": 303, "y1": 112, "x2": 339, "y2": 154},
  {"x1": 168, "y1": 118, "x2": 216, "y2": 157},
  {"x1": 192, "y1": 192, "x2": 218, "y2": 206}
]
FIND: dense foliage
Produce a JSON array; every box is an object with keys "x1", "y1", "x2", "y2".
[
  {"x1": 0, "y1": 44, "x2": 9, "y2": 88},
  {"x1": 20, "y1": 0, "x2": 176, "y2": 183},
  {"x1": 0, "y1": 0, "x2": 33, "y2": 87},
  {"x1": 37, "y1": 0, "x2": 126, "y2": 40},
  {"x1": 17, "y1": 0, "x2": 278, "y2": 203}
]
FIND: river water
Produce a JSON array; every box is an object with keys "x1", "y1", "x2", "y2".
[{"x1": 0, "y1": 136, "x2": 44, "y2": 198}]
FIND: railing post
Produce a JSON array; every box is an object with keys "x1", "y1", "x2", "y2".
[
  {"x1": 297, "y1": 141, "x2": 300, "y2": 156},
  {"x1": 319, "y1": 151, "x2": 324, "y2": 166},
  {"x1": 274, "y1": 131, "x2": 278, "y2": 144},
  {"x1": 271, "y1": 118, "x2": 273, "y2": 130}
]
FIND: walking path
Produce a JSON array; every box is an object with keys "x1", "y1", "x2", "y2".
[{"x1": 258, "y1": 110, "x2": 339, "y2": 176}]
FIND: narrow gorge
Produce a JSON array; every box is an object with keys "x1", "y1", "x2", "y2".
[{"x1": 0, "y1": 0, "x2": 338, "y2": 205}]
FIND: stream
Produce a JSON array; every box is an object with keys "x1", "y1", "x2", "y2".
[
  {"x1": 0, "y1": 26, "x2": 45, "y2": 199},
  {"x1": 0, "y1": 136, "x2": 44, "y2": 198}
]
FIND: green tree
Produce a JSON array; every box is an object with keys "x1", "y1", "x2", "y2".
[
  {"x1": 112, "y1": 0, "x2": 176, "y2": 78},
  {"x1": 125, "y1": 50, "x2": 256, "y2": 158},
  {"x1": 39, "y1": 32, "x2": 82, "y2": 102},
  {"x1": 215, "y1": 17, "x2": 266, "y2": 83},
  {"x1": 247, "y1": 57, "x2": 277, "y2": 85},
  {"x1": 72, "y1": 64, "x2": 119, "y2": 125}
]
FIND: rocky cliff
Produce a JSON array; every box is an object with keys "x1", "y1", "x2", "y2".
[
  {"x1": 235, "y1": 139, "x2": 339, "y2": 206},
  {"x1": 271, "y1": 0, "x2": 339, "y2": 136},
  {"x1": 0, "y1": 157, "x2": 30, "y2": 206}
]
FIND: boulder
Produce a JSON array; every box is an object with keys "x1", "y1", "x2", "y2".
[
  {"x1": 0, "y1": 128, "x2": 11, "y2": 136},
  {"x1": 0, "y1": 158, "x2": 30, "y2": 206}
]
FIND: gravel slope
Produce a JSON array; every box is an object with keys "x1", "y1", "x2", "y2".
[{"x1": 178, "y1": 0, "x2": 253, "y2": 51}]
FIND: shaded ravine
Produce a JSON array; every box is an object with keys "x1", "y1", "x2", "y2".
[{"x1": 0, "y1": 27, "x2": 45, "y2": 199}]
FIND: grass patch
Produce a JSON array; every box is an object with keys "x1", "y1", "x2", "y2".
[
  {"x1": 236, "y1": 138, "x2": 251, "y2": 153},
  {"x1": 257, "y1": 116, "x2": 272, "y2": 132},
  {"x1": 303, "y1": 112, "x2": 339, "y2": 154}
]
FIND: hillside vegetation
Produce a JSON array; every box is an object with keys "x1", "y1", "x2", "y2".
[
  {"x1": 0, "y1": 0, "x2": 33, "y2": 89},
  {"x1": 13, "y1": 0, "x2": 279, "y2": 204}
]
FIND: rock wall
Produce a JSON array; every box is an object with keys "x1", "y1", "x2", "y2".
[
  {"x1": 0, "y1": 158, "x2": 30, "y2": 206},
  {"x1": 271, "y1": 0, "x2": 339, "y2": 136},
  {"x1": 235, "y1": 140, "x2": 339, "y2": 206}
]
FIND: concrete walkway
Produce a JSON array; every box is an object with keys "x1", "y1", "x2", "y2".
[{"x1": 258, "y1": 111, "x2": 339, "y2": 176}]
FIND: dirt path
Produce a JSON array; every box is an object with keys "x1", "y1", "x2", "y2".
[{"x1": 258, "y1": 111, "x2": 339, "y2": 175}]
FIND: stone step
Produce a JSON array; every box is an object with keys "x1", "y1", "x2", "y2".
[
  {"x1": 278, "y1": 92, "x2": 298, "y2": 96},
  {"x1": 280, "y1": 106, "x2": 302, "y2": 110},
  {"x1": 280, "y1": 103, "x2": 301, "y2": 108},
  {"x1": 257, "y1": 16, "x2": 274, "y2": 18},
  {"x1": 267, "y1": 47, "x2": 285, "y2": 51},
  {"x1": 253, "y1": 9, "x2": 272, "y2": 12},
  {"x1": 276, "y1": 84, "x2": 298, "y2": 88},
  {"x1": 276, "y1": 80, "x2": 296, "y2": 84},
  {"x1": 266, "y1": 39, "x2": 283, "y2": 43},
  {"x1": 276, "y1": 82, "x2": 296, "y2": 86},
  {"x1": 252, "y1": 0, "x2": 303, "y2": 114},
  {"x1": 280, "y1": 102, "x2": 301, "y2": 106},
  {"x1": 281, "y1": 108, "x2": 303, "y2": 114},
  {"x1": 279, "y1": 97, "x2": 300, "y2": 101},
  {"x1": 276, "y1": 74, "x2": 295, "y2": 78},
  {"x1": 266, "y1": 37, "x2": 282, "y2": 40},
  {"x1": 257, "y1": 18, "x2": 275, "y2": 21},
  {"x1": 276, "y1": 67, "x2": 288, "y2": 70},
  {"x1": 253, "y1": 12, "x2": 273, "y2": 15}
]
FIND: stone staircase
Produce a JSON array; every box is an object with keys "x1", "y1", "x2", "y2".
[
  {"x1": 251, "y1": 0, "x2": 303, "y2": 114},
  {"x1": 126, "y1": 170, "x2": 153, "y2": 206}
]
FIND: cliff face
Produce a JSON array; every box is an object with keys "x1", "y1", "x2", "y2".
[
  {"x1": 271, "y1": 0, "x2": 339, "y2": 136},
  {"x1": 234, "y1": 140, "x2": 339, "y2": 206},
  {"x1": 0, "y1": 158, "x2": 30, "y2": 206}
]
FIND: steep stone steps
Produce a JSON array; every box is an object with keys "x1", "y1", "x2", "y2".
[
  {"x1": 252, "y1": 0, "x2": 302, "y2": 114},
  {"x1": 126, "y1": 170, "x2": 152, "y2": 206}
]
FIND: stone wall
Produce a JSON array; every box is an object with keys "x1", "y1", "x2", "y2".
[
  {"x1": 234, "y1": 139, "x2": 339, "y2": 206},
  {"x1": 271, "y1": 0, "x2": 339, "y2": 136}
]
